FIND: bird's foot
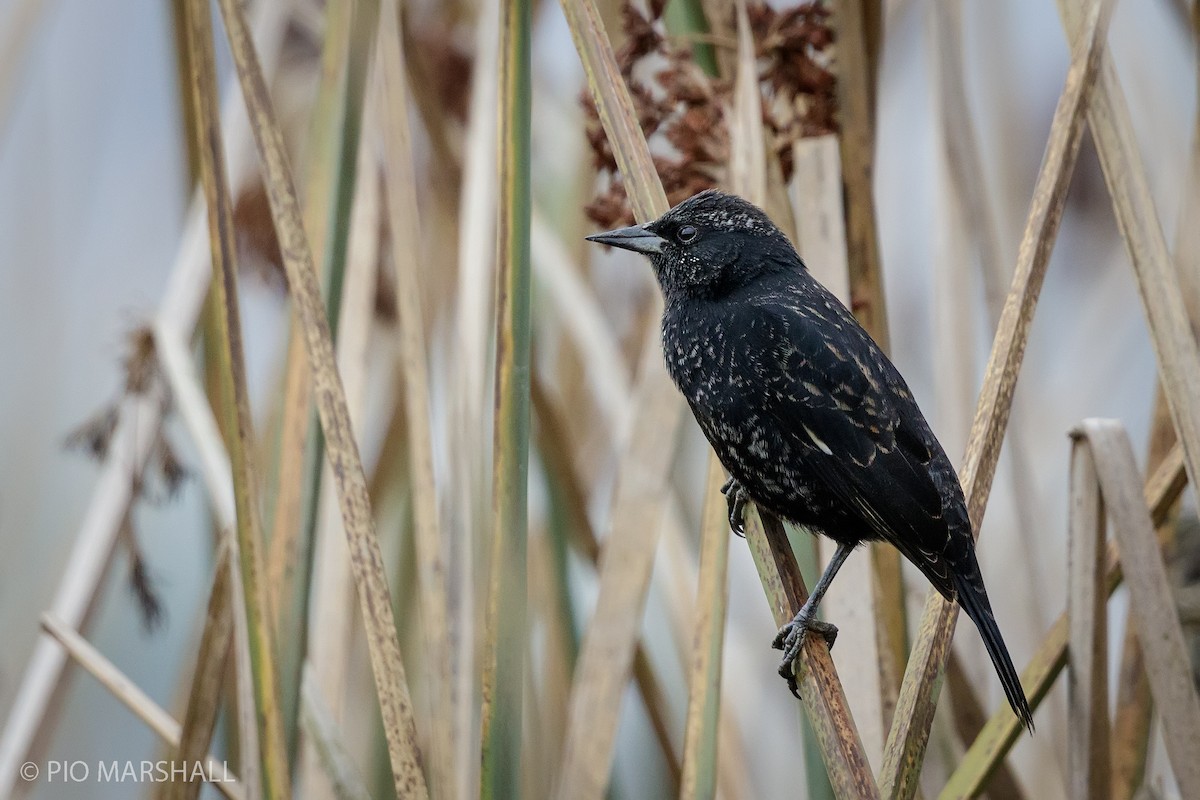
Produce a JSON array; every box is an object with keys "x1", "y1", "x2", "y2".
[
  {"x1": 720, "y1": 477, "x2": 749, "y2": 536},
  {"x1": 772, "y1": 610, "x2": 838, "y2": 697}
]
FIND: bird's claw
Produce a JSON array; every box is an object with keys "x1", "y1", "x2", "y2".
[
  {"x1": 721, "y1": 477, "x2": 748, "y2": 536},
  {"x1": 772, "y1": 614, "x2": 838, "y2": 697}
]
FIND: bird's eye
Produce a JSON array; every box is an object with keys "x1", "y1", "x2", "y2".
[{"x1": 677, "y1": 225, "x2": 698, "y2": 244}]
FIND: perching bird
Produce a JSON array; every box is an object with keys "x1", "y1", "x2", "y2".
[{"x1": 587, "y1": 189, "x2": 1034, "y2": 730}]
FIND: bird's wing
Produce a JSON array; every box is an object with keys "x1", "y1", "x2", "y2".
[{"x1": 746, "y1": 296, "x2": 959, "y2": 592}]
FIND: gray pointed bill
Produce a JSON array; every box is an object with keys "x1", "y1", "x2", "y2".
[{"x1": 585, "y1": 224, "x2": 666, "y2": 255}]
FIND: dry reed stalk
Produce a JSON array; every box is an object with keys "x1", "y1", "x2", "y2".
[
  {"x1": 788, "y1": 133, "x2": 878, "y2": 795},
  {"x1": 790, "y1": 136, "x2": 849, "y2": 303},
  {"x1": 183, "y1": 0, "x2": 290, "y2": 791},
  {"x1": 878, "y1": 1, "x2": 1117, "y2": 794},
  {"x1": 0, "y1": 6, "x2": 290, "y2": 793},
  {"x1": 525, "y1": 513, "x2": 573, "y2": 799},
  {"x1": 939, "y1": 650, "x2": 1022, "y2": 800},
  {"x1": 229, "y1": 574, "x2": 262, "y2": 800},
  {"x1": 941, "y1": 442, "x2": 1187, "y2": 797},
  {"x1": 1109, "y1": 98, "x2": 1200, "y2": 793},
  {"x1": 530, "y1": 376, "x2": 683, "y2": 777},
  {"x1": 265, "y1": 328, "x2": 311, "y2": 616},
  {"x1": 163, "y1": 541, "x2": 236, "y2": 800},
  {"x1": 742, "y1": 506, "x2": 879, "y2": 799},
  {"x1": 832, "y1": 0, "x2": 887, "y2": 345},
  {"x1": 479, "y1": 0, "x2": 533, "y2": 796},
  {"x1": 210, "y1": 0, "x2": 427, "y2": 793},
  {"x1": 40, "y1": 614, "x2": 244, "y2": 800},
  {"x1": 299, "y1": 669, "x2": 372, "y2": 800},
  {"x1": 729, "y1": 0, "x2": 765, "y2": 203},
  {"x1": 447, "y1": 9, "x2": 502, "y2": 793},
  {"x1": 158, "y1": 256, "x2": 260, "y2": 800},
  {"x1": 157, "y1": 325, "x2": 237, "y2": 782},
  {"x1": 1176, "y1": 32, "x2": 1200, "y2": 327},
  {"x1": 715, "y1": 704, "x2": 751, "y2": 800},
  {"x1": 679, "y1": 456, "x2": 731, "y2": 800},
  {"x1": 375, "y1": 1, "x2": 458, "y2": 796},
  {"x1": 291, "y1": 8, "x2": 382, "y2": 777},
  {"x1": 1108, "y1": 588, "x2": 1154, "y2": 800},
  {"x1": 530, "y1": 214, "x2": 632, "y2": 435},
  {"x1": 559, "y1": 0, "x2": 669, "y2": 220},
  {"x1": 1071, "y1": 421, "x2": 1200, "y2": 797},
  {"x1": 1066, "y1": 433, "x2": 1109, "y2": 800}
]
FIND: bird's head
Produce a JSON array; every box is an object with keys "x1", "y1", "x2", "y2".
[{"x1": 586, "y1": 189, "x2": 794, "y2": 300}]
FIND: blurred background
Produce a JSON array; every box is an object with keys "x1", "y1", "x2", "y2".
[{"x1": 0, "y1": 0, "x2": 1196, "y2": 798}]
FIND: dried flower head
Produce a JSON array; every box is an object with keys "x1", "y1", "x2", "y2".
[
  {"x1": 155, "y1": 436, "x2": 190, "y2": 501},
  {"x1": 64, "y1": 405, "x2": 120, "y2": 461},
  {"x1": 121, "y1": 518, "x2": 164, "y2": 633},
  {"x1": 123, "y1": 326, "x2": 159, "y2": 395},
  {"x1": 583, "y1": 1, "x2": 836, "y2": 228},
  {"x1": 234, "y1": 181, "x2": 287, "y2": 292}
]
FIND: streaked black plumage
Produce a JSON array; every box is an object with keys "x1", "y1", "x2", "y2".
[{"x1": 587, "y1": 189, "x2": 1034, "y2": 731}]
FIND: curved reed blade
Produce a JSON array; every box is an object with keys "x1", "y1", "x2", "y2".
[
  {"x1": 940, "y1": 443, "x2": 1186, "y2": 798},
  {"x1": 1066, "y1": 430, "x2": 1109, "y2": 800},
  {"x1": 1109, "y1": 388, "x2": 1175, "y2": 799},
  {"x1": 879, "y1": 2, "x2": 1116, "y2": 795},
  {"x1": 1054, "y1": 0, "x2": 1200, "y2": 571},
  {"x1": 1075, "y1": 421, "x2": 1200, "y2": 798},
  {"x1": 182, "y1": 0, "x2": 290, "y2": 793},
  {"x1": 209, "y1": 0, "x2": 428, "y2": 794},
  {"x1": 1110, "y1": 88, "x2": 1200, "y2": 786}
]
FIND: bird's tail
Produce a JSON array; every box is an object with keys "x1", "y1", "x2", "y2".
[{"x1": 953, "y1": 570, "x2": 1035, "y2": 732}]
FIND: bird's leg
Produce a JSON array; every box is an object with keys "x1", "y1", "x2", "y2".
[
  {"x1": 720, "y1": 476, "x2": 749, "y2": 536},
  {"x1": 772, "y1": 542, "x2": 854, "y2": 697}
]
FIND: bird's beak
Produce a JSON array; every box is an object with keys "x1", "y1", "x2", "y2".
[{"x1": 585, "y1": 224, "x2": 666, "y2": 255}]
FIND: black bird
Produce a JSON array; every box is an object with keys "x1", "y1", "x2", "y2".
[{"x1": 587, "y1": 189, "x2": 1034, "y2": 730}]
